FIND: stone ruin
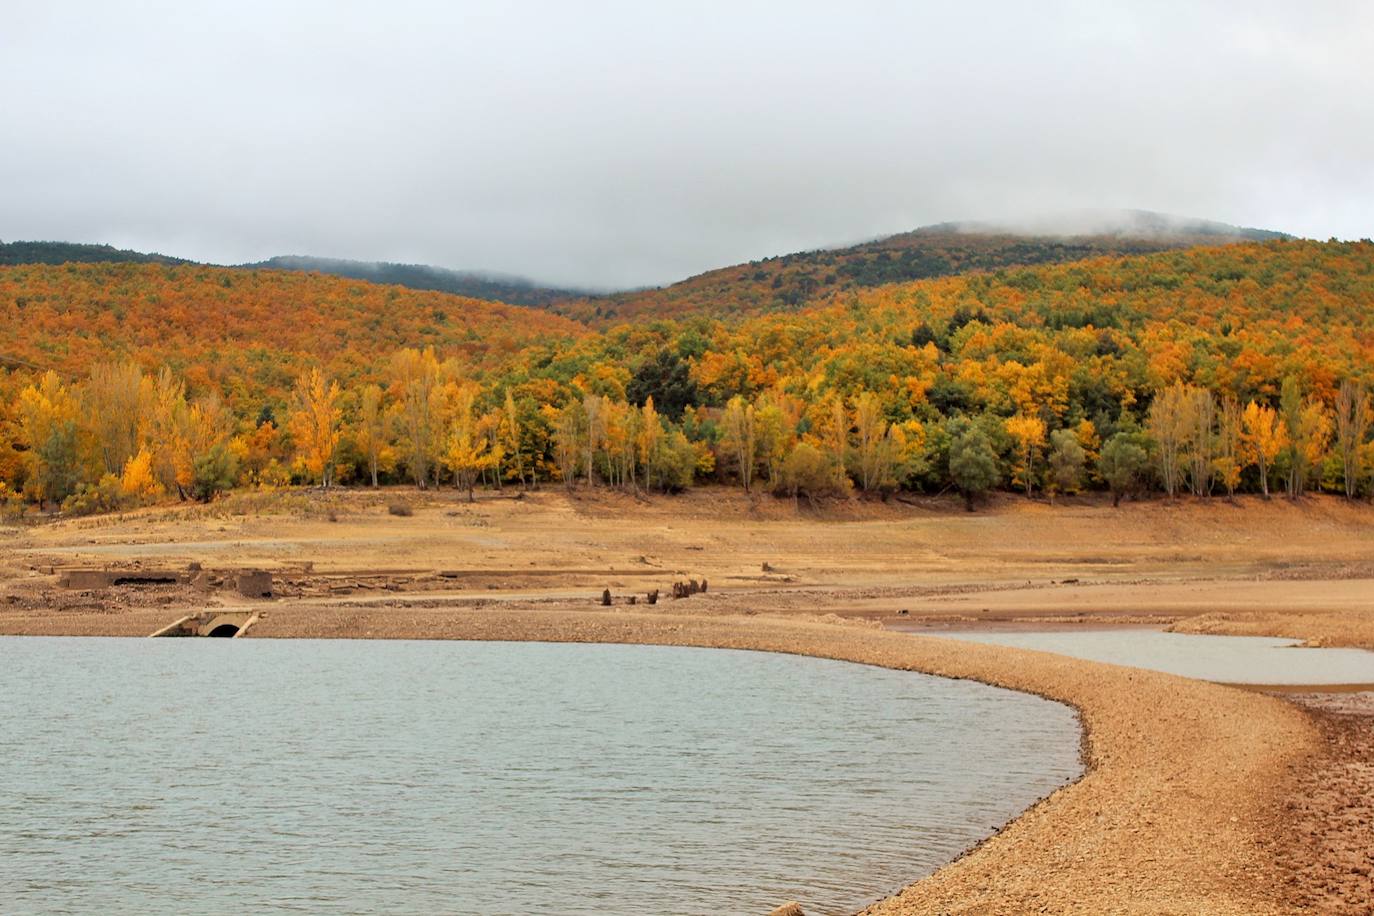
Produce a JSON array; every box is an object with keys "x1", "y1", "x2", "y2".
[
  {"x1": 671, "y1": 578, "x2": 708, "y2": 599},
  {"x1": 57, "y1": 564, "x2": 273, "y2": 599}
]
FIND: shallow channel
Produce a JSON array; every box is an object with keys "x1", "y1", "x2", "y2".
[{"x1": 930, "y1": 628, "x2": 1374, "y2": 685}]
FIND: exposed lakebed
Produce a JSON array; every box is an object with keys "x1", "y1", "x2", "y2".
[{"x1": 0, "y1": 638, "x2": 1081, "y2": 915}]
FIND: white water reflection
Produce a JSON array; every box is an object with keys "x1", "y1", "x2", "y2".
[{"x1": 932, "y1": 629, "x2": 1374, "y2": 684}]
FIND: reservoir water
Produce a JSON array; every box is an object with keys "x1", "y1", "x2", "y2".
[
  {"x1": 931, "y1": 628, "x2": 1374, "y2": 685},
  {"x1": 0, "y1": 638, "x2": 1080, "y2": 916}
]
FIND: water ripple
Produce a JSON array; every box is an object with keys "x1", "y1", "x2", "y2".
[{"x1": 0, "y1": 638, "x2": 1080, "y2": 916}]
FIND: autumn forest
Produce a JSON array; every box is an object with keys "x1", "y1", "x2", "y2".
[{"x1": 2, "y1": 237, "x2": 1372, "y2": 517}]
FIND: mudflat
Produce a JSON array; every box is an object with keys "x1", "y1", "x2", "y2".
[{"x1": 2, "y1": 487, "x2": 1372, "y2": 913}]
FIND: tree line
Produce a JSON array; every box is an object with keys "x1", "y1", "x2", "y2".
[{"x1": 1, "y1": 351, "x2": 1370, "y2": 517}]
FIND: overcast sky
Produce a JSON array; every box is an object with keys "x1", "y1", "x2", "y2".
[{"x1": 3, "y1": 1, "x2": 1372, "y2": 290}]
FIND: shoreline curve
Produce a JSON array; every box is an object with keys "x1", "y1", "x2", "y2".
[
  {"x1": 0, "y1": 609, "x2": 1319, "y2": 914},
  {"x1": 246, "y1": 609, "x2": 1318, "y2": 914}
]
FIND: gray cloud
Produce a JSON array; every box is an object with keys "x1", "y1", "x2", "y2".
[{"x1": 3, "y1": 0, "x2": 1372, "y2": 289}]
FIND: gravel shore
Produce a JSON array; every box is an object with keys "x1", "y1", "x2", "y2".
[{"x1": 238, "y1": 606, "x2": 1321, "y2": 914}]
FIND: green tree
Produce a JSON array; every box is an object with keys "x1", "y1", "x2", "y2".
[
  {"x1": 948, "y1": 425, "x2": 999, "y2": 511},
  {"x1": 626, "y1": 349, "x2": 699, "y2": 420},
  {"x1": 1099, "y1": 432, "x2": 1149, "y2": 507},
  {"x1": 1334, "y1": 380, "x2": 1370, "y2": 500},
  {"x1": 190, "y1": 442, "x2": 240, "y2": 502},
  {"x1": 1046, "y1": 428, "x2": 1085, "y2": 503},
  {"x1": 33, "y1": 421, "x2": 83, "y2": 507}
]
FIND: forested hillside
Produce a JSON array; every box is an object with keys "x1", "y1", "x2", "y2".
[
  {"x1": 0, "y1": 242, "x2": 583, "y2": 308},
  {"x1": 1, "y1": 240, "x2": 1371, "y2": 514},
  {"x1": 558, "y1": 214, "x2": 1287, "y2": 324},
  {"x1": 244, "y1": 255, "x2": 586, "y2": 307},
  {"x1": 0, "y1": 262, "x2": 582, "y2": 399},
  {"x1": 0, "y1": 240, "x2": 191, "y2": 267}
]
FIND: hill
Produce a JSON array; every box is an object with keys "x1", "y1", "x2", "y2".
[
  {"x1": 0, "y1": 240, "x2": 191, "y2": 267},
  {"x1": 242, "y1": 255, "x2": 587, "y2": 308},
  {"x1": 0, "y1": 262, "x2": 583, "y2": 403},
  {"x1": 0, "y1": 242, "x2": 584, "y2": 308},
  {"x1": 558, "y1": 211, "x2": 1291, "y2": 325},
  {"x1": 548, "y1": 239, "x2": 1372, "y2": 429}
]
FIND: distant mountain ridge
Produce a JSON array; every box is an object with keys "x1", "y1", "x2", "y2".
[
  {"x1": 1, "y1": 210, "x2": 1293, "y2": 321},
  {"x1": 239, "y1": 255, "x2": 590, "y2": 308},
  {"x1": 0, "y1": 240, "x2": 191, "y2": 267},
  {"x1": 558, "y1": 210, "x2": 1293, "y2": 324},
  {"x1": 915, "y1": 209, "x2": 1289, "y2": 241},
  {"x1": 0, "y1": 241, "x2": 584, "y2": 308}
]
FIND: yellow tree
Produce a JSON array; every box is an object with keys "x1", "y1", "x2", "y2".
[
  {"x1": 1279, "y1": 377, "x2": 1329, "y2": 498},
  {"x1": 752, "y1": 384, "x2": 802, "y2": 491},
  {"x1": 85, "y1": 361, "x2": 148, "y2": 477},
  {"x1": 1004, "y1": 413, "x2": 1047, "y2": 497},
  {"x1": 551, "y1": 401, "x2": 584, "y2": 489},
  {"x1": 390, "y1": 347, "x2": 444, "y2": 489},
  {"x1": 478, "y1": 409, "x2": 507, "y2": 491},
  {"x1": 1240, "y1": 400, "x2": 1285, "y2": 498},
  {"x1": 636, "y1": 397, "x2": 663, "y2": 492},
  {"x1": 288, "y1": 367, "x2": 343, "y2": 488},
  {"x1": 503, "y1": 389, "x2": 527, "y2": 490},
  {"x1": 891, "y1": 419, "x2": 927, "y2": 488},
  {"x1": 441, "y1": 381, "x2": 489, "y2": 502},
  {"x1": 1074, "y1": 419, "x2": 1101, "y2": 484},
  {"x1": 18, "y1": 371, "x2": 87, "y2": 506},
  {"x1": 753, "y1": 396, "x2": 795, "y2": 490},
  {"x1": 582, "y1": 393, "x2": 605, "y2": 485},
  {"x1": 119, "y1": 447, "x2": 162, "y2": 501},
  {"x1": 145, "y1": 368, "x2": 191, "y2": 495},
  {"x1": 1183, "y1": 387, "x2": 1216, "y2": 497},
  {"x1": 235, "y1": 420, "x2": 284, "y2": 487},
  {"x1": 1147, "y1": 382, "x2": 1190, "y2": 498},
  {"x1": 1213, "y1": 398, "x2": 1242, "y2": 500},
  {"x1": 803, "y1": 392, "x2": 849, "y2": 485},
  {"x1": 0, "y1": 390, "x2": 21, "y2": 492},
  {"x1": 852, "y1": 390, "x2": 894, "y2": 493},
  {"x1": 354, "y1": 383, "x2": 391, "y2": 488},
  {"x1": 183, "y1": 394, "x2": 237, "y2": 500},
  {"x1": 720, "y1": 395, "x2": 758, "y2": 491},
  {"x1": 600, "y1": 398, "x2": 636, "y2": 488}
]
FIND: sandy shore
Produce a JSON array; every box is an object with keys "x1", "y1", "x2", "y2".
[{"x1": 3, "y1": 487, "x2": 1373, "y2": 912}]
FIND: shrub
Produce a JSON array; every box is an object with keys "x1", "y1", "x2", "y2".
[
  {"x1": 0, "y1": 483, "x2": 24, "y2": 522},
  {"x1": 61, "y1": 474, "x2": 130, "y2": 516},
  {"x1": 778, "y1": 442, "x2": 848, "y2": 502},
  {"x1": 191, "y1": 443, "x2": 240, "y2": 502}
]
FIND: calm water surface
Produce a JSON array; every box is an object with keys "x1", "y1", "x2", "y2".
[
  {"x1": 0, "y1": 638, "x2": 1081, "y2": 915},
  {"x1": 932, "y1": 629, "x2": 1374, "y2": 684}
]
